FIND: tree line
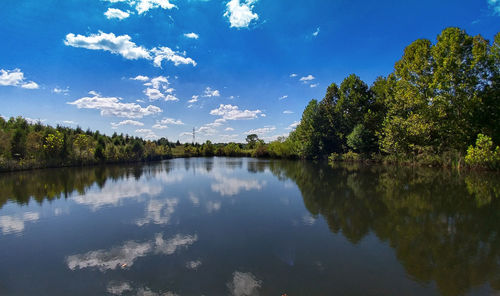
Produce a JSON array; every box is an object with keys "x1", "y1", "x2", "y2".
[
  {"x1": 265, "y1": 28, "x2": 500, "y2": 169},
  {"x1": 0, "y1": 116, "x2": 175, "y2": 171}
]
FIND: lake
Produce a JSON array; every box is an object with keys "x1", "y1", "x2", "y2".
[{"x1": 0, "y1": 158, "x2": 499, "y2": 296}]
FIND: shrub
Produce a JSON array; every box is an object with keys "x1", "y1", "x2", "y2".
[{"x1": 465, "y1": 134, "x2": 500, "y2": 170}]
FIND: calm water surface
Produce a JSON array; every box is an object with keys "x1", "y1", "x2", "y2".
[{"x1": 0, "y1": 158, "x2": 499, "y2": 296}]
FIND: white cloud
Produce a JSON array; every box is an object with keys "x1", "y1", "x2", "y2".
[
  {"x1": 312, "y1": 27, "x2": 320, "y2": 37},
  {"x1": 25, "y1": 117, "x2": 46, "y2": 124},
  {"x1": 152, "y1": 123, "x2": 167, "y2": 129},
  {"x1": 136, "y1": 129, "x2": 158, "y2": 140},
  {"x1": 203, "y1": 87, "x2": 220, "y2": 97},
  {"x1": 210, "y1": 104, "x2": 262, "y2": 120},
  {"x1": 488, "y1": 0, "x2": 500, "y2": 14},
  {"x1": 184, "y1": 32, "x2": 199, "y2": 39},
  {"x1": 289, "y1": 73, "x2": 297, "y2": 77},
  {"x1": 104, "y1": 8, "x2": 131, "y2": 20},
  {"x1": 224, "y1": 0, "x2": 259, "y2": 28},
  {"x1": 279, "y1": 95, "x2": 288, "y2": 100},
  {"x1": 143, "y1": 76, "x2": 180, "y2": 102},
  {"x1": 64, "y1": 32, "x2": 196, "y2": 68},
  {"x1": 68, "y1": 93, "x2": 162, "y2": 118},
  {"x1": 188, "y1": 95, "x2": 199, "y2": 103},
  {"x1": 310, "y1": 83, "x2": 319, "y2": 88},
  {"x1": 151, "y1": 47, "x2": 197, "y2": 67},
  {"x1": 300, "y1": 75, "x2": 315, "y2": 82},
  {"x1": 227, "y1": 271, "x2": 262, "y2": 296},
  {"x1": 283, "y1": 110, "x2": 294, "y2": 114},
  {"x1": 144, "y1": 88, "x2": 165, "y2": 101},
  {"x1": 160, "y1": 118, "x2": 184, "y2": 125},
  {"x1": 62, "y1": 120, "x2": 77, "y2": 125},
  {"x1": 21, "y1": 81, "x2": 39, "y2": 89},
  {"x1": 0, "y1": 68, "x2": 39, "y2": 89},
  {"x1": 131, "y1": 75, "x2": 149, "y2": 81},
  {"x1": 286, "y1": 120, "x2": 300, "y2": 130},
  {"x1": 153, "y1": 118, "x2": 184, "y2": 129},
  {"x1": 154, "y1": 233, "x2": 198, "y2": 255},
  {"x1": 245, "y1": 126, "x2": 276, "y2": 135},
  {"x1": 225, "y1": 127, "x2": 235, "y2": 131},
  {"x1": 104, "y1": 0, "x2": 176, "y2": 14},
  {"x1": 135, "y1": 0, "x2": 176, "y2": 14},
  {"x1": 53, "y1": 87, "x2": 70, "y2": 95},
  {"x1": 64, "y1": 32, "x2": 151, "y2": 60},
  {"x1": 111, "y1": 120, "x2": 144, "y2": 128}
]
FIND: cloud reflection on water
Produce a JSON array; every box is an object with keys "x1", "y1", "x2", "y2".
[
  {"x1": 0, "y1": 212, "x2": 40, "y2": 235},
  {"x1": 227, "y1": 271, "x2": 262, "y2": 296},
  {"x1": 66, "y1": 233, "x2": 197, "y2": 272},
  {"x1": 136, "y1": 198, "x2": 178, "y2": 226},
  {"x1": 73, "y1": 179, "x2": 162, "y2": 211},
  {"x1": 211, "y1": 174, "x2": 266, "y2": 197}
]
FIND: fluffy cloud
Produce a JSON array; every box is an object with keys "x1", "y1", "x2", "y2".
[
  {"x1": 312, "y1": 27, "x2": 320, "y2": 37},
  {"x1": 279, "y1": 95, "x2": 288, "y2": 100},
  {"x1": 104, "y1": 8, "x2": 131, "y2": 20},
  {"x1": 283, "y1": 110, "x2": 294, "y2": 114},
  {"x1": 68, "y1": 92, "x2": 162, "y2": 118},
  {"x1": 131, "y1": 75, "x2": 149, "y2": 81},
  {"x1": 488, "y1": 0, "x2": 500, "y2": 14},
  {"x1": 203, "y1": 87, "x2": 220, "y2": 97},
  {"x1": 289, "y1": 73, "x2": 298, "y2": 77},
  {"x1": 152, "y1": 118, "x2": 184, "y2": 129},
  {"x1": 151, "y1": 47, "x2": 197, "y2": 67},
  {"x1": 210, "y1": 104, "x2": 262, "y2": 120},
  {"x1": 64, "y1": 32, "x2": 150, "y2": 60},
  {"x1": 0, "y1": 68, "x2": 39, "y2": 89},
  {"x1": 135, "y1": 128, "x2": 158, "y2": 139},
  {"x1": 53, "y1": 87, "x2": 70, "y2": 95},
  {"x1": 310, "y1": 83, "x2": 319, "y2": 88},
  {"x1": 184, "y1": 32, "x2": 199, "y2": 39},
  {"x1": 21, "y1": 81, "x2": 39, "y2": 89},
  {"x1": 134, "y1": 0, "x2": 176, "y2": 14},
  {"x1": 224, "y1": 0, "x2": 259, "y2": 28},
  {"x1": 286, "y1": 121, "x2": 300, "y2": 130},
  {"x1": 300, "y1": 74, "x2": 315, "y2": 82},
  {"x1": 159, "y1": 118, "x2": 184, "y2": 125},
  {"x1": 188, "y1": 95, "x2": 199, "y2": 103},
  {"x1": 111, "y1": 120, "x2": 144, "y2": 128},
  {"x1": 245, "y1": 126, "x2": 276, "y2": 135},
  {"x1": 140, "y1": 76, "x2": 180, "y2": 102},
  {"x1": 104, "y1": 0, "x2": 176, "y2": 14},
  {"x1": 225, "y1": 127, "x2": 235, "y2": 131},
  {"x1": 64, "y1": 32, "x2": 196, "y2": 67}
]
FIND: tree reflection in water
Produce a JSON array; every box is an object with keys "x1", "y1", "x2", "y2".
[{"x1": 268, "y1": 160, "x2": 500, "y2": 296}]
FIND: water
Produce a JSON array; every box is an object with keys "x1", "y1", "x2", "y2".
[{"x1": 0, "y1": 158, "x2": 499, "y2": 296}]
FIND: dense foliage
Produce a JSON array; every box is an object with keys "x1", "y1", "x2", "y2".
[
  {"x1": 0, "y1": 116, "x2": 174, "y2": 171},
  {"x1": 269, "y1": 28, "x2": 500, "y2": 169}
]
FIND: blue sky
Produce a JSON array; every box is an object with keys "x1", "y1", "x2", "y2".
[{"x1": 0, "y1": 0, "x2": 499, "y2": 143}]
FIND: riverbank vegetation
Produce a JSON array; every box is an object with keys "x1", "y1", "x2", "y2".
[
  {"x1": 266, "y1": 28, "x2": 500, "y2": 169},
  {"x1": 1, "y1": 28, "x2": 499, "y2": 171}
]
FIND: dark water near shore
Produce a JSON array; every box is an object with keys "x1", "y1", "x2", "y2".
[{"x1": 0, "y1": 158, "x2": 499, "y2": 296}]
